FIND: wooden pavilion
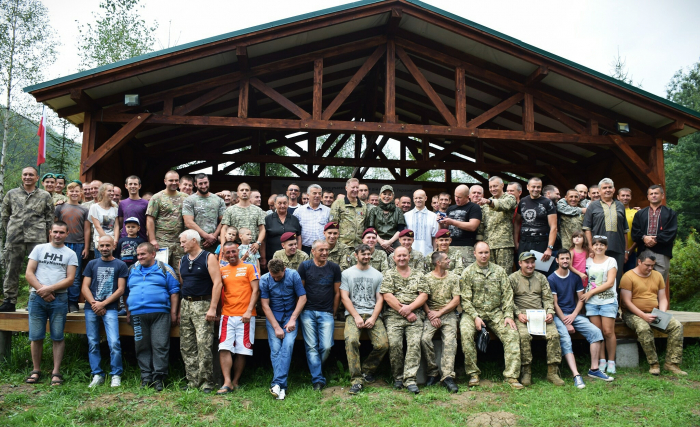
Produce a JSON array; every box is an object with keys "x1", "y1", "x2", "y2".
[{"x1": 24, "y1": 0, "x2": 700, "y2": 201}]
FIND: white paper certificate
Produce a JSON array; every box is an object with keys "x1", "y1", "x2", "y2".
[
  {"x1": 526, "y1": 309, "x2": 546, "y2": 336},
  {"x1": 155, "y1": 247, "x2": 170, "y2": 265}
]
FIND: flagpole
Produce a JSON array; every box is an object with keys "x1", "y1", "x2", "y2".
[{"x1": 38, "y1": 106, "x2": 43, "y2": 176}]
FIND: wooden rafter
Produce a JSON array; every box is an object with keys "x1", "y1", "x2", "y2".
[
  {"x1": 82, "y1": 113, "x2": 152, "y2": 174},
  {"x1": 249, "y1": 77, "x2": 311, "y2": 120},
  {"x1": 609, "y1": 135, "x2": 660, "y2": 186},
  {"x1": 466, "y1": 93, "x2": 524, "y2": 129},
  {"x1": 533, "y1": 98, "x2": 586, "y2": 134}
]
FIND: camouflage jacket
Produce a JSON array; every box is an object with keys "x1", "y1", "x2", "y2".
[
  {"x1": 507, "y1": 270, "x2": 555, "y2": 316},
  {"x1": 1, "y1": 186, "x2": 54, "y2": 244},
  {"x1": 380, "y1": 267, "x2": 429, "y2": 316},
  {"x1": 272, "y1": 249, "x2": 309, "y2": 271},
  {"x1": 329, "y1": 197, "x2": 368, "y2": 247},
  {"x1": 560, "y1": 214, "x2": 584, "y2": 251},
  {"x1": 459, "y1": 261, "x2": 514, "y2": 320},
  {"x1": 388, "y1": 249, "x2": 427, "y2": 274},
  {"x1": 423, "y1": 271, "x2": 461, "y2": 311},
  {"x1": 427, "y1": 247, "x2": 466, "y2": 274},
  {"x1": 369, "y1": 248, "x2": 389, "y2": 273},
  {"x1": 557, "y1": 198, "x2": 585, "y2": 216},
  {"x1": 52, "y1": 193, "x2": 69, "y2": 205},
  {"x1": 480, "y1": 193, "x2": 516, "y2": 249},
  {"x1": 328, "y1": 242, "x2": 354, "y2": 270}
]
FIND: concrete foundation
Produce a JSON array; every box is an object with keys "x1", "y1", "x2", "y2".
[{"x1": 615, "y1": 339, "x2": 640, "y2": 368}]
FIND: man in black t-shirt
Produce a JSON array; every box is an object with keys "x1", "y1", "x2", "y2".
[
  {"x1": 297, "y1": 239, "x2": 342, "y2": 390},
  {"x1": 439, "y1": 184, "x2": 481, "y2": 265},
  {"x1": 516, "y1": 178, "x2": 557, "y2": 273}
]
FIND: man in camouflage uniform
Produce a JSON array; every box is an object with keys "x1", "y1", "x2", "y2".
[
  {"x1": 330, "y1": 178, "x2": 368, "y2": 247},
  {"x1": 324, "y1": 222, "x2": 354, "y2": 271},
  {"x1": 477, "y1": 176, "x2": 517, "y2": 271},
  {"x1": 221, "y1": 182, "x2": 266, "y2": 257},
  {"x1": 272, "y1": 232, "x2": 309, "y2": 270},
  {"x1": 557, "y1": 189, "x2": 585, "y2": 250},
  {"x1": 1, "y1": 167, "x2": 54, "y2": 311},
  {"x1": 380, "y1": 246, "x2": 428, "y2": 394},
  {"x1": 341, "y1": 244, "x2": 388, "y2": 395},
  {"x1": 361, "y1": 228, "x2": 389, "y2": 273},
  {"x1": 509, "y1": 252, "x2": 564, "y2": 386},
  {"x1": 421, "y1": 251, "x2": 460, "y2": 393},
  {"x1": 427, "y1": 229, "x2": 465, "y2": 274},
  {"x1": 146, "y1": 170, "x2": 188, "y2": 268},
  {"x1": 459, "y1": 242, "x2": 524, "y2": 389},
  {"x1": 41, "y1": 173, "x2": 68, "y2": 205},
  {"x1": 389, "y1": 229, "x2": 427, "y2": 273}
]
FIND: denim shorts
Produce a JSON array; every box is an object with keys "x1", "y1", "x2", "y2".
[
  {"x1": 554, "y1": 315, "x2": 604, "y2": 356},
  {"x1": 28, "y1": 292, "x2": 68, "y2": 341},
  {"x1": 585, "y1": 302, "x2": 619, "y2": 319}
]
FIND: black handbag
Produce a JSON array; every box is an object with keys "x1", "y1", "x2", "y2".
[{"x1": 476, "y1": 327, "x2": 489, "y2": 353}]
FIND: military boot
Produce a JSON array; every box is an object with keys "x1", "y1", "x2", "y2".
[
  {"x1": 520, "y1": 364, "x2": 531, "y2": 386},
  {"x1": 648, "y1": 363, "x2": 660, "y2": 375},
  {"x1": 663, "y1": 363, "x2": 688, "y2": 376},
  {"x1": 547, "y1": 364, "x2": 565, "y2": 386}
]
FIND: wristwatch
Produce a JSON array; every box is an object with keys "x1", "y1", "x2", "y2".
[
  {"x1": 547, "y1": 245, "x2": 555, "y2": 250},
  {"x1": 255, "y1": 241, "x2": 261, "y2": 246}
]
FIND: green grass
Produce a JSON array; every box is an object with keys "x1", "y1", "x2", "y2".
[
  {"x1": 673, "y1": 292, "x2": 700, "y2": 313},
  {"x1": 0, "y1": 333, "x2": 699, "y2": 426}
]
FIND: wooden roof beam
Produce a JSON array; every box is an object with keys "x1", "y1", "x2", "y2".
[
  {"x1": 83, "y1": 113, "x2": 152, "y2": 174},
  {"x1": 525, "y1": 66, "x2": 549, "y2": 86}
]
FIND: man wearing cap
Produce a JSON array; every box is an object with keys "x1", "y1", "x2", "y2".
[
  {"x1": 477, "y1": 176, "x2": 517, "y2": 271},
  {"x1": 381, "y1": 246, "x2": 429, "y2": 394},
  {"x1": 439, "y1": 184, "x2": 482, "y2": 265},
  {"x1": 273, "y1": 232, "x2": 309, "y2": 271},
  {"x1": 330, "y1": 178, "x2": 368, "y2": 247},
  {"x1": 366, "y1": 184, "x2": 406, "y2": 254},
  {"x1": 427, "y1": 229, "x2": 465, "y2": 274},
  {"x1": 293, "y1": 184, "x2": 330, "y2": 255},
  {"x1": 388, "y1": 230, "x2": 427, "y2": 273},
  {"x1": 361, "y1": 228, "x2": 389, "y2": 273},
  {"x1": 508, "y1": 252, "x2": 564, "y2": 386},
  {"x1": 459, "y1": 242, "x2": 523, "y2": 389},
  {"x1": 404, "y1": 189, "x2": 438, "y2": 256},
  {"x1": 421, "y1": 251, "x2": 460, "y2": 393},
  {"x1": 324, "y1": 222, "x2": 354, "y2": 271}
]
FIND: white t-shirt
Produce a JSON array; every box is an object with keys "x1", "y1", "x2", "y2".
[
  {"x1": 585, "y1": 256, "x2": 618, "y2": 305},
  {"x1": 28, "y1": 243, "x2": 79, "y2": 294},
  {"x1": 88, "y1": 203, "x2": 118, "y2": 245}
]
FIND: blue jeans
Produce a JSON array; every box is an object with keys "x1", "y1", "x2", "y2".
[
  {"x1": 554, "y1": 315, "x2": 604, "y2": 356},
  {"x1": 28, "y1": 292, "x2": 68, "y2": 341},
  {"x1": 65, "y1": 243, "x2": 84, "y2": 303},
  {"x1": 300, "y1": 310, "x2": 334, "y2": 385},
  {"x1": 266, "y1": 318, "x2": 298, "y2": 390},
  {"x1": 85, "y1": 308, "x2": 123, "y2": 376}
]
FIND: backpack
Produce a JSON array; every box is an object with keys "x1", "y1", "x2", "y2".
[{"x1": 129, "y1": 260, "x2": 178, "y2": 281}]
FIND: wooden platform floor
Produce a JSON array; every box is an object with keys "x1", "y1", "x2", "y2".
[{"x1": 1, "y1": 309, "x2": 698, "y2": 340}]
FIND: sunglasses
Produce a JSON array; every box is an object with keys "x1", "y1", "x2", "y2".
[{"x1": 592, "y1": 235, "x2": 608, "y2": 240}]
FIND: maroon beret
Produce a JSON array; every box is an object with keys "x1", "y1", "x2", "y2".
[
  {"x1": 435, "y1": 229, "x2": 451, "y2": 239},
  {"x1": 362, "y1": 228, "x2": 378, "y2": 238},
  {"x1": 324, "y1": 221, "x2": 339, "y2": 231},
  {"x1": 399, "y1": 229, "x2": 415, "y2": 238},
  {"x1": 280, "y1": 232, "x2": 297, "y2": 243}
]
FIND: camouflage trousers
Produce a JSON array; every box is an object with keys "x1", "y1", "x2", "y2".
[
  {"x1": 2, "y1": 242, "x2": 41, "y2": 304},
  {"x1": 421, "y1": 311, "x2": 459, "y2": 381},
  {"x1": 452, "y1": 246, "x2": 475, "y2": 265},
  {"x1": 180, "y1": 299, "x2": 215, "y2": 390},
  {"x1": 162, "y1": 241, "x2": 185, "y2": 274},
  {"x1": 491, "y1": 248, "x2": 514, "y2": 273},
  {"x1": 459, "y1": 312, "x2": 521, "y2": 379},
  {"x1": 622, "y1": 311, "x2": 684, "y2": 365},
  {"x1": 344, "y1": 314, "x2": 389, "y2": 385},
  {"x1": 516, "y1": 319, "x2": 561, "y2": 365},
  {"x1": 385, "y1": 312, "x2": 424, "y2": 386}
]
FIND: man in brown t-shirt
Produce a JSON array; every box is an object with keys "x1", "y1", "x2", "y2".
[{"x1": 620, "y1": 252, "x2": 685, "y2": 376}]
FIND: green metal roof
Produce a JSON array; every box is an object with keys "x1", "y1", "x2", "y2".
[{"x1": 24, "y1": 0, "x2": 700, "y2": 121}]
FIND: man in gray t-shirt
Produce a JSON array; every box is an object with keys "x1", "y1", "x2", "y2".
[{"x1": 340, "y1": 244, "x2": 388, "y2": 394}]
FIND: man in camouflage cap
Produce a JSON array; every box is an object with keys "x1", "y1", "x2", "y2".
[
  {"x1": 272, "y1": 232, "x2": 309, "y2": 271},
  {"x1": 330, "y1": 178, "x2": 367, "y2": 247},
  {"x1": 380, "y1": 246, "x2": 429, "y2": 394},
  {"x1": 324, "y1": 222, "x2": 354, "y2": 271},
  {"x1": 389, "y1": 229, "x2": 427, "y2": 273},
  {"x1": 459, "y1": 242, "x2": 523, "y2": 389},
  {"x1": 1, "y1": 166, "x2": 54, "y2": 311},
  {"x1": 427, "y1": 229, "x2": 465, "y2": 274},
  {"x1": 477, "y1": 176, "x2": 517, "y2": 271},
  {"x1": 361, "y1": 228, "x2": 389, "y2": 273},
  {"x1": 421, "y1": 251, "x2": 460, "y2": 393},
  {"x1": 509, "y1": 252, "x2": 564, "y2": 386}
]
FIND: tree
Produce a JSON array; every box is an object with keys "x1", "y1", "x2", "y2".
[
  {"x1": 76, "y1": 0, "x2": 158, "y2": 70},
  {"x1": 0, "y1": 0, "x2": 58, "y2": 200},
  {"x1": 665, "y1": 59, "x2": 700, "y2": 239},
  {"x1": 610, "y1": 48, "x2": 642, "y2": 88}
]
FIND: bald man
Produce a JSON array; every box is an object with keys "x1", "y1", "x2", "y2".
[
  {"x1": 405, "y1": 190, "x2": 439, "y2": 256},
  {"x1": 438, "y1": 184, "x2": 481, "y2": 265}
]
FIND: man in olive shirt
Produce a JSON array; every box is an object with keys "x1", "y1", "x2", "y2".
[
  {"x1": 324, "y1": 222, "x2": 354, "y2": 271},
  {"x1": 477, "y1": 176, "x2": 517, "y2": 271},
  {"x1": 380, "y1": 246, "x2": 428, "y2": 394},
  {"x1": 459, "y1": 242, "x2": 523, "y2": 389},
  {"x1": 427, "y1": 229, "x2": 465, "y2": 274},
  {"x1": 272, "y1": 232, "x2": 309, "y2": 271},
  {"x1": 330, "y1": 178, "x2": 367, "y2": 247},
  {"x1": 388, "y1": 230, "x2": 427, "y2": 273},
  {"x1": 508, "y1": 252, "x2": 564, "y2": 386}
]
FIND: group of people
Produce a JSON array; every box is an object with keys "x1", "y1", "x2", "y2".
[{"x1": 0, "y1": 166, "x2": 687, "y2": 397}]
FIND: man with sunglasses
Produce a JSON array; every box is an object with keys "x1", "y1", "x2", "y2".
[{"x1": 286, "y1": 183, "x2": 301, "y2": 215}]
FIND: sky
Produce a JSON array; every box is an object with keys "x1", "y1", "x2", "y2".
[{"x1": 42, "y1": 0, "x2": 700, "y2": 99}]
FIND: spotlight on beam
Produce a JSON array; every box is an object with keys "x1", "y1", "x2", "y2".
[
  {"x1": 616, "y1": 122, "x2": 630, "y2": 134},
  {"x1": 124, "y1": 94, "x2": 140, "y2": 107}
]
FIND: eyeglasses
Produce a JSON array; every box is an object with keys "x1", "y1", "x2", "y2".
[{"x1": 188, "y1": 261, "x2": 194, "y2": 273}]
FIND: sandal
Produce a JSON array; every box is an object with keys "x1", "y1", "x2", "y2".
[
  {"x1": 25, "y1": 370, "x2": 42, "y2": 384},
  {"x1": 50, "y1": 372, "x2": 64, "y2": 386},
  {"x1": 216, "y1": 385, "x2": 233, "y2": 395}
]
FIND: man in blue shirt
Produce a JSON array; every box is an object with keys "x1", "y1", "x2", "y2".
[{"x1": 260, "y1": 258, "x2": 307, "y2": 401}]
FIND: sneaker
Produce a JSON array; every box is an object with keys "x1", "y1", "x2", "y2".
[
  {"x1": 362, "y1": 373, "x2": 376, "y2": 383},
  {"x1": 587, "y1": 369, "x2": 614, "y2": 382},
  {"x1": 88, "y1": 375, "x2": 105, "y2": 388},
  {"x1": 573, "y1": 375, "x2": 586, "y2": 389},
  {"x1": 598, "y1": 359, "x2": 607, "y2": 373},
  {"x1": 276, "y1": 389, "x2": 286, "y2": 400},
  {"x1": 117, "y1": 308, "x2": 127, "y2": 316},
  {"x1": 406, "y1": 384, "x2": 420, "y2": 394},
  {"x1": 0, "y1": 301, "x2": 16, "y2": 312},
  {"x1": 393, "y1": 379, "x2": 404, "y2": 389},
  {"x1": 606, "y1": 361, "x2": 616, "y2": 374},
  {"x1": 270, "y1": 384, "x2": 281, "y2": 398},
  {"x1": 425, "y1": 375, "x2": 439, "y2": 386},
  {"x1": 68, "y1": 302, "x2": 80, "y2": 313},
  {"x1": 349, "y1": 383, "x2": 363, "y2": 395},
  {"x1": 110, "y1": 375, "x2": 121, "y2": 387}
]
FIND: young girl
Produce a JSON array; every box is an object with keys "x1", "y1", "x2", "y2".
[
  {"x1": 237, "y1": 228, "x2": 260, "y2": 272},
  {"x1": 89, "y1": 183, "x2": 118, "y2": 259},
  {"x1": 568, "y1": 230, "x2": 589, "y2": 288},
  {"x1": 216, "y1": 227, "x2": 238, "y2": 267},
  {"x1": 581, "y1": 235, "x2": 618, "y2": 375}
]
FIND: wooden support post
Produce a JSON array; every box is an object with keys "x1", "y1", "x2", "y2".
[
  {"x1": 80, "y1": 110, "x2": 98, "y2": 182},
  {"x1": 476, "y1": 141, "x2": 484, "y2": 165},
  {"x1": 384, "y1": 40, "x2": 396, "y2": 123},
  {"x1": 313, "y1": 59, "x2": 323, "y2": 120},
  {"x1": 82, "y1": 113, "x2": 152, "y2": 174},
  {"x1": 163, "y1": 96, "x2": 173, "y2": 116},
  {"x1": 525, "y1": 65, "x2": 549, "y2": 86},
  {"x1": 400, "y1": 139, "x2": 406, "y2": 177},
  {"x1": 355, "y1": 133, "x2": 361, "y2": 158},
  {"x1": 455, "y1": 67, "x2": 467, "y2": 127},
  {"x1": 587, "y1": 119, "x2": 599, "y2": 135},
  {"x1": 609, "y1": 134, "x2": 660, "y2": 186},
  {"x1": 0, "y1": 331, "x2": 11, "y2": 363},
  {"x1": 523, "y1": 93, "x2": 534, "y2": 133},
  {"x1": 238, "y1": 78, "x2": 249, "y2": 119},
  {"x1": 650, "y1": 138, "x2": 666, "y2": 189},
  {"x1": 422, "y1": 137, "x2": 429, "y2": 161},
  {"x1": 445, "y1": 169, "x2": 452, "y2": 183}
]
